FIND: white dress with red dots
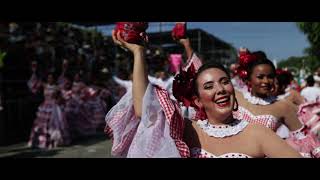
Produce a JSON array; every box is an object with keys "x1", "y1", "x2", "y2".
[
  {"x1": 190, "y1": 119, "x2": 252, "y2": 158},
  {"x1": 190, "y1": 148, "x2": 251, "y2": 158}
]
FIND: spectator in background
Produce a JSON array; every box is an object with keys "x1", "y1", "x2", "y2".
[
  {"x1": 273, "y1": 69, "x2": 304, "y2": 106},
  {"x1": 314, "y1": 67, "x2": 320, "y2": 87},
  {"x1": 229, "y1": 62, "x2": 247, "y2": 92},
  {"x1": 168, "y1": 53, "x2": 182, "y2": 74},
  {"x1": 57, "y1": 59, "x2": 69, "y2": 88},
  {"x1": 28, "y1": 72, "x2": 71, "y2": 149},
  {"x1": 64, "y1": 71, "x2": 94, "y2": 139},
  {"x1": 300, "y1": 75, "x2": 320, "y2": 102}
]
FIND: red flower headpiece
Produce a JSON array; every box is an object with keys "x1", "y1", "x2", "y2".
[
  {"x1": 172, "y1": 64, "x2": 212, "y2": 120},
  {"x1": 173, "y1": 64, "x2": 197, "y2": 108},
  {"x1": 115, "y1": 22, "x2": 149, "y2": 44},
  {"x1": 276, "y1": 68, "x2": 291, "y2": 76},
  {"x1": 173, "y1": 64, "x2": 208, "y2": 120},
  {"x1": 237, "y1": 49, "x2": 258, "y2": 80}
]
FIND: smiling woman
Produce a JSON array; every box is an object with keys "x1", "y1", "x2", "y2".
[{"x1": 231, "y1": 48, "x2": 320, "y2": 158}]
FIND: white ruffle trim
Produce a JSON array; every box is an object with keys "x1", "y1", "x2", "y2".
[
  {"x1": 196, "y1": 119, "x2": 248, "y2": 138},
  {"x1": 242, "y1": 90, "x2": 277, "y2": 105}
]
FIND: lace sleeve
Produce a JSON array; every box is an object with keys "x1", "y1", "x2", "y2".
[
  {"x1": 105, "y1": 83, "x2": 189, "y2": 158},
  {"x1": 286, "y1": 126, "x2": 320, "y2": 158},
  {"x1": 104, "y1": 85, "x2": 140, "y2": 157},
  {"x1": 287, "y1": 101, "x2": 320, "y2": 158},
  {"x1": 297, "y1": 101, "x2": 320, "y2": 135},
  {"x1": 127, "y1": 84, "x2": 182, "y2": 158}
]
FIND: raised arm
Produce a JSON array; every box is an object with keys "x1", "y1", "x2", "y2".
[
  {"x1": 28, "y1": 63, "x2": 43, "y2": 94},
  {"x1": 179, "y1": 38, "x2": 194, "y2": 60},
  {"x1": 177, "y1": 38, "x2": 202, "y2": 71},
  {"x1": 112, "y1": 30, "x2": 148, "y2": 118}
]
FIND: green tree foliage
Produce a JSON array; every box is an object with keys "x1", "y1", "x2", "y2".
[
  {"x1": 297, "y1": 22, "x2": 320, "y2": 57},
  {"x1": 278, "y1": 23, "x2": 320, "y2": 76},
  {"x1": 278, "y1": 55, "x2": 320, "y2": 75}
]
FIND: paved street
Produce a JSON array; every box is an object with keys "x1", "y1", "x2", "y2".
[{"x1": 0, "y1": 135, "x2": 113, "y2": 158}]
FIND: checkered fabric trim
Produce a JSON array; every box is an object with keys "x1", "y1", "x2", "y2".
[
  {"x1": 233, "y1": 107, "x2": 280, "y2": 131},
  {"x1": 183, "y1": 53, "x2": 203, "y2": 72},
  {"x1": 155, "y1": 85, "x2": 190, "y2": 157}
]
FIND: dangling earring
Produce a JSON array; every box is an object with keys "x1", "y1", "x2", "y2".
[
  {"x1": 247, "y1": 83, "x2": 252, "y2": 92},
  {"x1": 233, "y1": 98, "x2": 239, "y2": 111},
  {"x1": 244, "y1": 79, "x2": 250, "y2": 92}
]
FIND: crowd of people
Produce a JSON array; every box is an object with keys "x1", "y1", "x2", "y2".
[
  {"x1": 5, "y1": 22, "x2": 176, "y2": 149},
  {"x1": 0, "y1": 22, "x2": 118, "y2": 148}
]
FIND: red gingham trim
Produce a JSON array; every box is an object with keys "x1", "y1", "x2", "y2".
[
  {"x1": 105, "y1": 107, "x2": 139, "y2": 156},
  {"x1": 233, "y1": 107, "x2": 280, "y2": 131},
  {"x1": 183, "y1": 53, "x2": 203, "y2": 72},
  {"x1": 154, "y1": 85, "x2": 175, "y2": 122},
  {"x1": 104, "y1": 125, "x2": 114, "y2": 139},
  {"x1": 155, "y1": 85, "x2": 190, "y2": 158}
]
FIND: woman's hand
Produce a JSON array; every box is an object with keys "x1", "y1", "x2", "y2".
[
  {"x1": 175, "y1": 37, "x2": 193, "y2": 60},
  {"x1": 177, "y1": 38, "x2": 190, "y2": 47},
  {"x1": 112, "y1": 30, "x2": 148, "y2": 54}
]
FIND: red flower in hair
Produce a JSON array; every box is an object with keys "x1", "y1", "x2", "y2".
[
  {"x1": 238, "y1": 69, "x2": 248, "y2": 80},
  {"x1": 173, "y1": 64, "x2": 197, "y2": 108},
  {"x1": 238, "y1": 51, "x2": 257, "y2": 68},
  {"x1": 237, "y1": 49, "x2": 258, "y2": 80},
  {"x1": 173, "y1": 64, "x2": 210, "y2": 120},
  {"x1": 276, "y1": 68, "x2": 292, "y2": 77}
]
